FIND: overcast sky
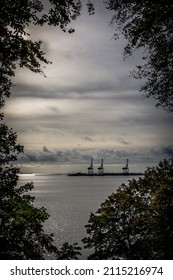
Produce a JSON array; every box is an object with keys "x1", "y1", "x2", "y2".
[{"x1": 4, "y1": 1, "x2": 173, "y2": 172}]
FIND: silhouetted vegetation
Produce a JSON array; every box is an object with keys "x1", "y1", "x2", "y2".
[
  {"x1": 1, "y1": 0, "x2": 173, "y2": 259},
  {"x1": 83, "y1": 160, "x2": 173, "y2": 259},
  {"x1": 0, "y1": 0, "x2": 84, "y2": 260},
  {"x1": 105, "y1": 0, "x2": 173, "y2": 112}
]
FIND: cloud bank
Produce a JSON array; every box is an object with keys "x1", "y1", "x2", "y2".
[{"x1": 4, "y1": 1, "x2": 173, "y2": 172}]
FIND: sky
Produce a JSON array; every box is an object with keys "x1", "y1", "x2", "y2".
[{"x1": 4, "y1": 1, "x2": 173, "y2": 173}]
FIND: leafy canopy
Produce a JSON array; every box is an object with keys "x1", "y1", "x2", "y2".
[
  {"x1": 105, "y1": 0, "x2": 173, "y2": 112},
  {"x1": 83, "y1": 159, "x2": 173, "y2": 259},
  {"x1": 0, "y1": 0, "x2": 83, "y2": 108},
  {"x1": 0, "y1": 110, "x2": 81, "y2": 259},
  {"x1": 0, "y1": 0, "x2": 86, "y2": 259}
]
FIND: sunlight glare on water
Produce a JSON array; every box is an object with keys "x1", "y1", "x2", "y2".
[{"x1": 18, "y1": 165, "x2": 146, "y2": 259}]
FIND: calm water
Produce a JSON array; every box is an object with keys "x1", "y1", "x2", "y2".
[{"x1": 18, "y1": 166, "x2": 145, "y2": 259}]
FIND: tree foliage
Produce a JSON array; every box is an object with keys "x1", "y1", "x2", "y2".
[
  {"x1": 0, "y1": 0, "x2": 85, "y2": 259},
  {"x1": 83, "y1": 160, "x2": 173, "y2": 259},
  {"x1": 0, "y1": 0, "x2": 83, "y2": 108},
  {"x1": 105, "y1": 0, "x2": 173, "y2": 112},
  {"x1": 0, "y1": 120, "x2": 81, "y2": 259}
]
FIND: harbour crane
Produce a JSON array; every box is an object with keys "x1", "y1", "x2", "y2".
[
  {"x1": 87, "y1": 158, "x2": 94, "y2": 175},
  {"x1": 122, "y1": 159, "x2": 129, "y2": 174},
  {"x1": 98, "y1": 158, "x2": 104, "y2": 175}
]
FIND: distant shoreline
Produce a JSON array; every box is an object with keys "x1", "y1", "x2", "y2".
[{"x1": 68, "y1": 172, "x2": 144, "y2": 177}]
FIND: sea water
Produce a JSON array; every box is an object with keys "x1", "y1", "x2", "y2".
[{"x1": 18, "y1": 164, "x2": 148, "y2": 259}]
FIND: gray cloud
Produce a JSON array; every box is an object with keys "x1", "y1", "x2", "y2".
[
  {"x1": 115, "y1": 137, "x2": 130, "y2": 145},
  {"x1": 12, "y1": 74, "x2": 142, "y2": 101},
  {"x1": 82, "y1": 135, "x2": 94, "y2": 142},
  {"x1": 150, "y1": 147, "x2": 173, "y2": 158},
  {"x1": 4, "y1": 1, "x2": 173, "y2": 172},
  {"x1": 17, "y1": 145, "x2": 173, "y2": 167}
]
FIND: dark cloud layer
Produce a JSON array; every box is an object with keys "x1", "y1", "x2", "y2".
[{"x1": 18, "y1": 145, "x2": 173, "y2": 166}]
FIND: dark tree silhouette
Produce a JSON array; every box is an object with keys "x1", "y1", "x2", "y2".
[
  {"x1": 83, "y1": 160, "x2": 173, "y2": 259},
  {"x1": 0, "y1": 0, "x2": 85, "y2": 259},
  {"x1": 105, "y1": 0, "x2": 173, "y2": 112}
]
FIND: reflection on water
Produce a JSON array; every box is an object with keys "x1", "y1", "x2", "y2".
[{"x1": 18, "y1": 171, "x2": 144, "y2": 259}]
